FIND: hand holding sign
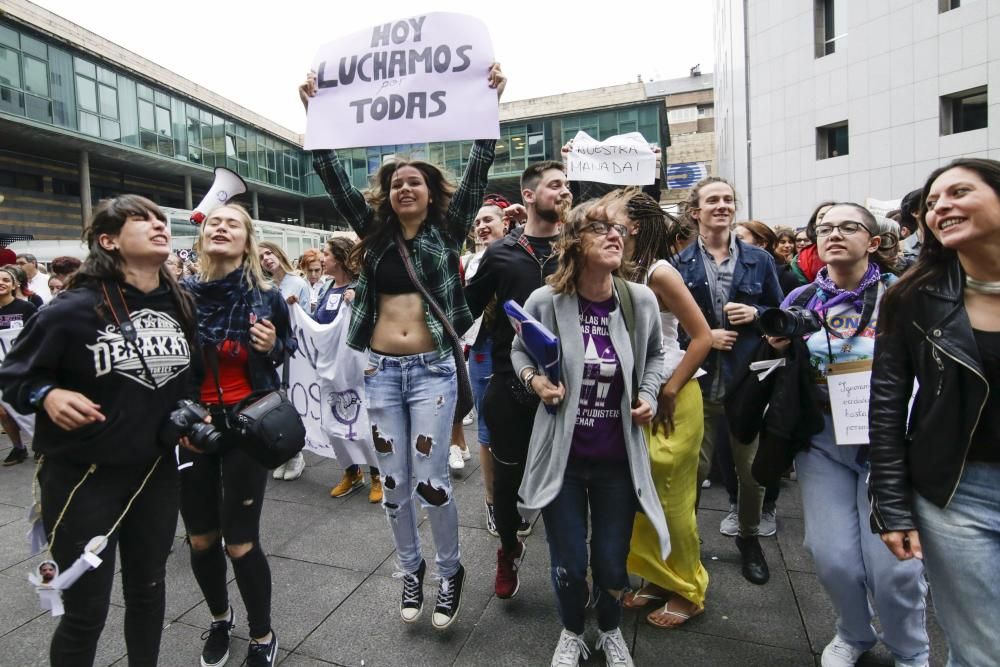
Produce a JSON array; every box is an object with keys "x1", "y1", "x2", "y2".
[{"x1": 304, "y1": 13, "x2": 501, "y2": 150}]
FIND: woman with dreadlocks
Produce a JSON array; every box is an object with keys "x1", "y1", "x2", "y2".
[{"x1": 609, "y1": 187, "x2": 714, "y2": 628}]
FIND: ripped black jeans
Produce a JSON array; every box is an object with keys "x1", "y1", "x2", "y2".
[
  {"x1": 40, "y1": 457, "x2": 178, "y2": 667},
  {"x1": 179, "y1": 415, "x2": 271, "y2": 637},
  {"x1": 541, "y1": 457, "x2": 638, "y2": 634}
]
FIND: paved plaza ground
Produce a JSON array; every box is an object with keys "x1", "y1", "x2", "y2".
[{"x1": 0, "y1": 429, "x2": 947, "y2": 666}]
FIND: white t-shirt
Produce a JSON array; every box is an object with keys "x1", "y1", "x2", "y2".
[
  {"x1": 278, "y1": 273, "x2": 311, "y2": 306},
  {"x1": 28, "y1": 271, "x2": 52, "y2": 303}
]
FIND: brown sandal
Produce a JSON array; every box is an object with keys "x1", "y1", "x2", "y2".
[{"x1": 646, "y1": 596, "x2": 704, "y2": 629}]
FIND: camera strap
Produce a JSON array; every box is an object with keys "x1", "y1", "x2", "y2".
[
  {"x1": 820, "y1": 280, "x2": 881, "y2": 365},
  {"x1": 101, "y1": 281, "x2": 158, "y2": 390}
]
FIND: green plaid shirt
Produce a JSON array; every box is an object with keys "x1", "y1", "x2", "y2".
[{"x1": 312, "y1": 140, "x2": 496, "y2": 353}]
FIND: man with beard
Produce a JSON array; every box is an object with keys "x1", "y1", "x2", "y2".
[{"x1": 465, "y1": 161, "x2": 571, "y2": 600}]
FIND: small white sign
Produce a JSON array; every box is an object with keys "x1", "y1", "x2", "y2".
[
  {"x1": 826, "y1": 360, "x2": 873, "y2": 445},
  {"x1": 305, "y1": 13, "x2": 499, "y2": 150},
  {"x1": 565, "y1": 131, "x2": 656, "y2": 186}
]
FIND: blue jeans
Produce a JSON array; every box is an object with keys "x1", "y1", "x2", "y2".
[
  {"x1": 365, "y1": 350, "x2": 461, "y2": 578},
  {"x1": 796, "y1": 417, "x2": 929, "y2": 665},
  {"x1": 541, "y1": 457, "x2": 638, "y2": 634},
  {"x1": 914, "y1": 462, "x2": 1000, "y2": 667},
  {"x1": 469, "y1": 337, "x2": 492, "y2": 445}
]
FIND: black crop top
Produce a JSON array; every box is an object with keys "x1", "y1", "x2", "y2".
[{"x1": 376, "y1": 245, "x2": 418, "y2": 295}]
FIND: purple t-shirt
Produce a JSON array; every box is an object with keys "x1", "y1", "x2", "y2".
[{"x1": 570, "y1": 296, "x2": 628, "y2": 462}]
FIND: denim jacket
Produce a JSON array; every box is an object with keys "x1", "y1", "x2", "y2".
[{"x1": 674, "y1": 237, "x2": 783, "y2": 396}]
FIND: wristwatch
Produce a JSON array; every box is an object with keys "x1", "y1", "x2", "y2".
[
  {"x1": 29, "y1": 384, "x2": 55, "y2": 410},
  {"x1": 521, "y1": 369, "x2": 539, "y2": 393}
]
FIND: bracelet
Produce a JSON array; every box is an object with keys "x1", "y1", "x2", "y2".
[{"x1": 521, "y1": 369, "x2": 539, "y2": 393}]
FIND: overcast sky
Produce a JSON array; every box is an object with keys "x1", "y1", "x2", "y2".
[{"x1": 32, "y1": 0, "x2": 715, "y2": 133}]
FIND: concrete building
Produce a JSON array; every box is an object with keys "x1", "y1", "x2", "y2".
[
  {"x1": 1, "y1": 0, "x2": 714, "y2": 240},
  {"x1": 714, "y1": 0, "x2": 998, "y2": 228}
]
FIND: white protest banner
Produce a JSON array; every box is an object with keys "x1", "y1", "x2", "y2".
[
  {"x1": 305, "y1": 13, "x2": 499, "y2": 150},
  {"x1": 865, "y1": 197, "x2": 901, "y2": 219},
  {"x1": 0, "y1": 327, "x2": 34, "y2": 438},
  {"x1": 826, "y1": 360, "x2": 873, "y2": 445},
  {"x1": 565, "y1": 131, "x2": 656, "y2": 186},
  {"x1": 285, "y1": 304, "x2": 376, "y2": 467}
]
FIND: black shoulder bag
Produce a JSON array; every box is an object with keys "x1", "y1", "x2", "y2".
[
  {"x1": 205, "y1": 343, "x2": 306, "y2": 470},
  {"x1": 394, "y1": 235, "x2": 475, "y2": 424}
]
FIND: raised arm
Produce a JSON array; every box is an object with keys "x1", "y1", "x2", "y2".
[
  {"x1": 444, "y1": 63, "x2": 506, "y2": 242},
  {"x1": 300, "y1": 71, "x2": 374, "y2": 236}
]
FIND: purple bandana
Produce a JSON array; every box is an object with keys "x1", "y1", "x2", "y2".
[{"x1": 814, "y1": 263, "x2": 881, "y2": 313}]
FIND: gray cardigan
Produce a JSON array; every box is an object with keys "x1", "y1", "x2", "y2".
[{"x1": 512, "y1": 281, "x2": 671, "y2": 560}]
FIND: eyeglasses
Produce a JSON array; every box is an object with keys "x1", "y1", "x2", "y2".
[
  {"x1": 815, "y1": 222, "x2": 869, "y2": 237},
  {"x1": 582, "y1": 221, "x2": 628, "y2": 237}
]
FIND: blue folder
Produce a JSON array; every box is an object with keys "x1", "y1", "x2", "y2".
[{"x1": 503, "y1": 300, "x2": 560, "y2": 414}]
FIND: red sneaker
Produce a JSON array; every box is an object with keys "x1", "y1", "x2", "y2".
[{"x1": 495, "y1": 542, "x2": 525, "y2": 599}]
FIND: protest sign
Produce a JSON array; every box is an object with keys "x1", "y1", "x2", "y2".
[
  {"x1": 305, "y1": 13, "x2": 499, "y2": 149},
  {"x1": 285, "y1": 304, "x2": 375, "y2": 466},
  {"x1": 565, "y1": 131, "x2": 657, "y2": 186},
  {"x1": 826, "y1": 360, "x2": 873, "y2": 445},
  {"x1": 0, "y1": 327, "x2": 34, "y2": 438},
  {"x1": 865, "y1": 197, "x2": 901, "y2": 219}
]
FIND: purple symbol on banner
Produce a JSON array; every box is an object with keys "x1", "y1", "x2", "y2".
[{"x1": 329, "y1": 389, "x2": 362, "y2": 439}]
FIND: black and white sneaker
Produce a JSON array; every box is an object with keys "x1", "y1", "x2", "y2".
[
  {"x1": 432, "y1": 564, "x2": 465, "y2": 630},
  {"x1": 245, "y1": 631, "x2": 278, "y2": 667},
  {"x1": 199, "y1": 607, "x2": 235, "y2": 667},
  {"x1": 398, "y1": 559, "x2": 426, "y2": 623},
  {"x1": 517, "y1": 515, "x2": 533, "y2": 538}
]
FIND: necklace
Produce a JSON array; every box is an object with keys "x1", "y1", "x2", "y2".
[{"x1": 965, "y1": 276, "x2": 1000, "y2": 295}]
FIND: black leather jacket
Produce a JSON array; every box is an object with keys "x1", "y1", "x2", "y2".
[{"x1": 869, "y1": 259, "x2": 991, "y2": 533}]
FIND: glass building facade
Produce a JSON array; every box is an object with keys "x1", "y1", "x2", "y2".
[{"x1": 1, "y1": 16, "x2": 665, "y2": 215}]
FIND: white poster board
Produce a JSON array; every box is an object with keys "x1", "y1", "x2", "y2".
[
  {"x1": 0, "y1": 327, "x2": 34, "y2": 438},
  {"x1": 565, "y1": 131, "x2": 657, "y2": 185},
  {"x1": 865, "y1": 197, "x2": 901, "y2": 219},
  {"x1": 305, "y1": 13, "x2": 499, "y2": 150},
  {"x1": 285, "y1": 304, "x2": 376, "y2": 467},
  {"x1": 826, "y1": 360, "x2": 872, "y2": 445}
]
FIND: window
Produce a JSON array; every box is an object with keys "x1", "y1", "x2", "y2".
[
  {"x1": 698, "y1": 104, "x2": 715, "y2": 118},
  {"x1": 817, "y1": 121, "x2": 849, "y2": 159},
  {"x1": 668, "y1": 106, "x2": 698, "y2": 123},
  {"x1": 0, "y1": 47, "x2": 20, "y2": 87},
  {"x1": 938, "y1": 0, "x2": 964, "y2": 11},
  {"x1": 22, "y1": 55, "x2": 47, "y2": 95},
  {"x1": 815, "y1": 0, "x2": 847, "y2": 57},
  {"x1": 138, "y1": 99, "x2": 154, "y2": 130},
  {"x1": 98, "y1": 84, "x2": 117, "y2": 118},
  {"x1": 941, "y1": 87, "x2": 987, "y2": 135}
]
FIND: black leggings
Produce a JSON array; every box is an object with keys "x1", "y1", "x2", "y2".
[
  {"x1": 179, "y1": 421, "x2": 272, "y2": 638},
  {"x1": 40, "y1": 457, "x2": 178, "y2": 667},
  {"x1": 483, "y1": 372, "x2": 539, "y2": 554}
]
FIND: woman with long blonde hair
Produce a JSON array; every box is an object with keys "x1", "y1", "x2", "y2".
[{"x1": 180, "y1": 203, "x2": 295, "y2": 667}]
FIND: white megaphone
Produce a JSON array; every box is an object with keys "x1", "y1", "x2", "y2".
[{"x1": 190, "y1": 167, "x2": 248, "y2": 224}]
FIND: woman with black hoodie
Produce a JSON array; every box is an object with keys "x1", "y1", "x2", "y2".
[{"x1": 0, "y1": 195, "x2": 197, "y2": 666}]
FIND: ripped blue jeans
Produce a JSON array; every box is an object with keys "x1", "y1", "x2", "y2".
[
  {"x1": 365, "y1": 350, "x2": 460, "y2": 578},
  {"x1": 541, "y1": 457, "x2": 638, "y2": 634}
]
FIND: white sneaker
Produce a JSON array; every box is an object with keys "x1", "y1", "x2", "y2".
[
  {"x1": 759, "y1": 504, "x2": 777, "y2": 537},
  {"x1": 461, "y1": 447, "x2": 472, "y2": 461},
  {"x1": 271, "y1": 462, "x2": 287, "y2": 480},
  {"x1": 821, "y1": 635, "x2": 865, "y2": 667},
  {"x1": 719, "y1": 503, "x2": 739, "y2": 536},
  {"x1": 283, "y1": 452, "x2": 305, "y2": 480},
  {"x1": 462, "y1": 411, "x2": 474, "y2": 426},
  {"x1": 449, "y1": 445, "x2": 466, "y2": 470},
  {"x1": 894, "y1": 659, "x2": 929, "y2": 667},
  {"x1": 701, "y1": 479, "x2": 711, "y2": 489},
  {"x1": 551, "y1": 629, "x2": 590, "y2": 667},
  {"x1": 596, "y1": 627, "x2": 634, "y2": 667}
]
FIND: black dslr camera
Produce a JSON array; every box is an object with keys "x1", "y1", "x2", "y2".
[
  {"x1": 758, "y1": 306, "x2": 824, "y2": 339},
  {"x1": 162, "y1": 400, "x2": 224, "y2": 454}
]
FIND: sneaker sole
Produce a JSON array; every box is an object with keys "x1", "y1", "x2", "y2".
[
  {"x1": 719, "y1": 527, "x2": 738, "y2": 537},
  {"x1": 200, "y1": 650, "x2": 229, "y2": 667},
  {"x1": 516, "y1": 525, "x2": 532, "y2": 538},
  {"x1": 758, "y1": 528, "x2": 777, "y2": 537},
  {"x1": 330, "y1": 480, "x2": 364, "y2": 498}
]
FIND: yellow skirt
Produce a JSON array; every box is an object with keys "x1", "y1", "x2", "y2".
[{"x1": 627, "y1": 378, "x2": 709, "y2": 607}]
